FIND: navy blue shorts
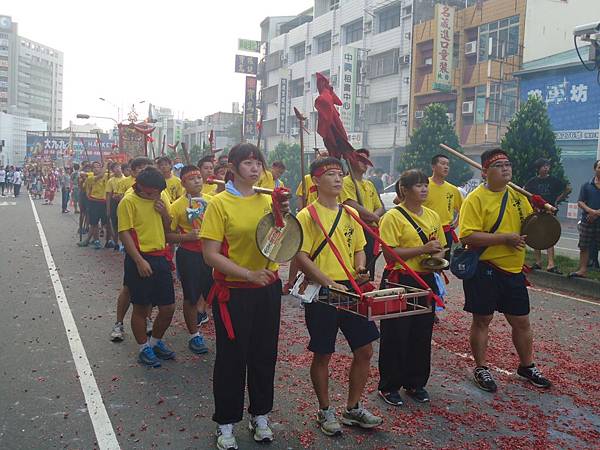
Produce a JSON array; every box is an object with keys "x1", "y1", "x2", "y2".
[
  {"x1": 176, "y1": 247, "x2": 213, "y2": 304},
  {"x1": 124, "y1": 254, "x2": 174, "y2": 306},
  {"x1": 304, "y1": 282, "x2": 380, "y2": 355},
  {"x1": 87, "y1": 199, "x2": 106, "y2": 226},
  {"x1": 463, "y1": 262, "x2": 530, "y2": 316}
]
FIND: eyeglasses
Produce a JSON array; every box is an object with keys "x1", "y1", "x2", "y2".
[{"x1": 489, "y1": 161, "x2": 512, "y2": 169}]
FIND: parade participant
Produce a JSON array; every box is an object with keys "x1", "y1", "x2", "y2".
[
  {"x1": 340, "y1": 148, "x2": 385, "y2": 280},
  {"x1": 78, "y1": 161, "x2": 108, "y2": 249},
  {"x1": 459, "y1": 148, "x2": 551, "y2": 392},
  {"x1": 257, "y1": 161, "x2": 286, "y2": 189},
  {"x1": 156, "y1": 156, "x2": 184, "y2": 202},
  {"x1": 296, "y1": 157, "x2": 382, "y2": 437},
  {"x1": 167, "y1": 165, "x2": 213, "y2": 354},
  {"x1": 524, "y1": 158, "x2": 569, "y2": 274},
  {"x1": 105, "y1": 162, "x2": 125, "y2": 249},
  {"x1": 77, "y1": 162, "x2": 92, "y2": 233},
  {"x1": 198, "y1": 155, "x2": 217, "y2": 197},
  {"x1": 377, "y1": 170, "x2": 445, "y2": 406},
  {"x1": 118, "y1": 166, "x2": 176, "y2": 368},
  {"x1": 0, "y1": 166, "x2": 5, "y2": 196},
  {"x1": 43, "y1": 169, "x2": 57, "y2": 205},
  {"x1": 423, "y1": 154, "x2": 463, "y2": 258},
  {"x1": 12, "y1": 168, "x2": 22, "y2": 198},
  {"x1": 212, "y1": 162, "x2": 228, "y2": 194},
  {"x1": 59, "y1": 168, "x2": 71, "y2": 212},
  {"x1": 295, "y1": 150, "x2": 328, "y2": 210},
  {"x1": 201, "y1": 143, "x2": 286, "y2": 449},
  {"x1": 110, "y1": 156, "x2": 156, "y2": 342},
  {"x1": 70, "y1": 164, "x2": 81, "y2": 214}
]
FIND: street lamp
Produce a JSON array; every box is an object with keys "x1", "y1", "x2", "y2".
[{"x1": 76, "y1": 113, "x2": 118, "y2": 124}]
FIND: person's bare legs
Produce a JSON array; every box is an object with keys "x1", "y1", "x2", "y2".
[
  {"x1": 574, "y1": 248, "x2": 589, "y2": 276},
  {"x1": 534, "y1": 249, "x2": 542, "y2": 267},
  {"x1": 470, "y1": 314, "x2": 494, "y2": 367},
  {"x1": 151, "y1": 304, "x2": 175, "y2": 339},
  {"x1": 185, "y1": 300, "x2": 200, "y2": 333},
  {"x1": 546, "y1": 247, "x2": 556, "y2": 270},
  {"x1": 311, "y1": 353, "x2": 332, "y2": 408},
  {"x1": 116, "y1": 286, "x2": 130, "y2": 324},
  {"x1": 131, "y1": 304, "x2": 152, "y2": 344},
  {"x1": 347, "y1": 343, "x2": 373, "y2": 408},
  {"x1": 504, "y1": 314, "x2": 533, "y2": 367}
]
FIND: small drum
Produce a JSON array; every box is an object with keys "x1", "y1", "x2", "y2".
[
  {"x1": 319, "y1": 283, "x2": 433, "y2": 321},
  {"x1": 521, "y1": 212, "x2": 561, "y2": 250},
  {"x1": 256, "y1": 212, "x2": 303, "y2": 263}
]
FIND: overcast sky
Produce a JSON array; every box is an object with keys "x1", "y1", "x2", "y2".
[{"x1": 4, "y1": 0, "x2": 310, "y2": 130}]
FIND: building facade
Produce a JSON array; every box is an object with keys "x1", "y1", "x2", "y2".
[
  {"x1": 0, "y1": 15, "x2": 64, "y2": 131},
  {"x1": 0, "y1": 111, "x2": 47, "y2": 165}
]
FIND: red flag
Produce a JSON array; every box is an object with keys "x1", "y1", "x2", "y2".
[
  {"x1": 146, "y1": 135, "x2": 154, "y2": 143},
  {"x1": 314, "y1": 72, "x2": 372, "y2": 167},
  {"x1": 208, "y1": 130, "x2": 215, "y2": 148}
]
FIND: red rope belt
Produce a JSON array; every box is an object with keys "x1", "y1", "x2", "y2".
[{"x1": 443, "y1": 224, "x2": 459, "y2": 243}]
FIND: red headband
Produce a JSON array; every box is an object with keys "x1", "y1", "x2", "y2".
[
  {"x1": 482, "y1": 153, "x2": 509, "y2": 170},
  {"x1": 181, "y1": 170, "x2": 202, "y2": 181},
  {"x1": 312, "y1": 164, "x2": 343, "y2": 178}
]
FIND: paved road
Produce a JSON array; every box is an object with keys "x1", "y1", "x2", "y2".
[{"x1": 1, "y1": 194, "x2": 599, "y2": 449}]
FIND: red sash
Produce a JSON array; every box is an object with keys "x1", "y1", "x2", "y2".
[{"x1": 443, "y1": 224, "x2": 459, "y2": 243}]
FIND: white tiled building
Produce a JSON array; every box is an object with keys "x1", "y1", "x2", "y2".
[
  {"x1": 260, "y1": 0, "x2": 414, "y2": 172},
  {"x1": 0, "y1": 111, "x2": 46, "y2": 165}
]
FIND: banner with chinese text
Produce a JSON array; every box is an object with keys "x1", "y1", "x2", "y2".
[
  {"x1": 340, "y1": 46, "x2": 358, "y2": 132},
  {"x1": 432, "y1": 4, "x2": 455, "y2": 93},
  {"x1": 244, "y1": 76, "x2": 258, "y2": 139}
]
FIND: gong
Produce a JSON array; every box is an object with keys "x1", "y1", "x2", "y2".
[
  {"x1": 521, "y1": 212, "x2": 561, "y2": 250},
  {"x1": 256, "y1": 212, "x2": 303, "y2": 263},
  {"x1": 420, "y1": 256, "x2": 450, "y2": 270}
]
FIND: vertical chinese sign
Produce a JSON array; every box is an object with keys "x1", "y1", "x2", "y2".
[
  {"x1": 340, "y1": 46, "x2": 358, "y2": 132},
  {"x1": 278, "y1": 78, "x2": 288, "y2": 134},
  {"x1": 244, "y1": 76, "x2": 258, "y2": 139},
  {"x1": 432, "y1": 4, "x2": 455, "y2": 93}
]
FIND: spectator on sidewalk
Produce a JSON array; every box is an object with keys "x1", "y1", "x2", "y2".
[
  {"x1": 12, "y1": 168, "x2": 22, "y2": 197},
  {"x1": 0, "y1": 166, "x2": 5, "y2": 196},
  {"x1": 60, "y1": 168, "x2": 71, "y2": 213},
  {"x1": 569, "y1": 159, "x2": 600, "y2": 278},
  {"x1": 368, "y1": 168, "x2": 385, "y2": 194},
  {"x1": 523, "y1": 158, "x2": 570, "y2": 274}
]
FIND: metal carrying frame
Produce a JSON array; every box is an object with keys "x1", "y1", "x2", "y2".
[{"x1": 318, "y1": 281, "x2": 433, "y2": 321}]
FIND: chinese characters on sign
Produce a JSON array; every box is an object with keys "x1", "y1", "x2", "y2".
[
  {"x1": 235, "y1": 55, "x2": 258, "y2": 75},
  {"x1": 238, "y1": 39, "x2": 261, "y2": 54},
  {"x1": 26, "y1": 133, "x2": 117, "y2": 161},
  {"x1": 527, "y1": 78, "x2": 589, "y2": 105},
  {"x1": 118, "y1": 124, "x2": 147, "y2": 158},
  {"x1": 432, "y1": 4, "x2": 455, "y2": 93},
  {"x1": 278, "y1": 78, "x2": 288, "y2": 134},
  {"x1": 340, "y1": 46, "x2": 358, "y2": 132},
  {"x1": 244, "y1": 76, "x2": 258, "y2": 139}
]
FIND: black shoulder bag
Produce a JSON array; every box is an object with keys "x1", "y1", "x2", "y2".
[{"x1": 450, "y1": 190, "x2": 508, "y2": 280}]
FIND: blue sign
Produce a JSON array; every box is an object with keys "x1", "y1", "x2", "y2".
[{"x1": 518, "y1": 65, "x2": 600, "y2": 140}]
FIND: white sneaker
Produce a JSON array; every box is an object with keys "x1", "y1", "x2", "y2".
[
  {"x1": 249, "y1": 414, "x2": 274, "y2": 442},
  {"x1": 216, "y1": 424, "x2": 238, "y2": 450},
  {"x1": 316, "y1": 406, "x2": 342, "y2": 436},
  {"x1": 146, "y1": 317, "x2": 153, "y2": 336},
  {"x1": 110, "y1": 322, "x2": 124, "y2": 342},
  {"x1": 341, "y1": 403, "x2": 383, "y2": 429}
]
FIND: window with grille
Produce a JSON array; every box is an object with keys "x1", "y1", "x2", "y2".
[
  {"x1": 367, "y1": 98, "x2": 397, "y2": 124},
  {"x1": 377, "y1": 3, "x2": 401, "y2": 33},
  {"x1": 478, "y1": 16, "x2": 519, "y2": 62},
  {"x1": 343, "y1": 20, "x2": 363, "y2": 45},
  {"x1": 291, "y1": 43, "x2": 306, "y2": 63},
  {"x1": 315, "y1": 33, "x2": 332, "y2": 54},
  {"x1": 290, "y1": 78, "x2": 304, "y2": 98},
  {"x1": 367, "y1": 49, "x2": 399, "y2": 79}
]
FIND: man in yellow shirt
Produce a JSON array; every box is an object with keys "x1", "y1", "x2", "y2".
[
  {"x1": 296, "y1": 157, "x2": 382, "y2": 437},
  {"x1": 118, "y1": 166, "x2": 175, "y2": 368},
  {"x1": 167, "y1": 165, "x2": 213, "y2": 354},
  {"x1": 78, "y1": 161, "x2": 108, "y2": 249},
  {"x1": 340, "y1": 148, "x2": 385, "y2": 280},
  {"x1": 198, "y1": 155, "x2": 217, "y2": 196},
  {"x1": 424, "y1": 154, "x2": 463, "y2": 258},
  {"x1": 105, "y1": 162, "x2": 125, "y2": 250},
  {"x1": 459, "y1": 148, "x2": 551, "y2": 393},
  {"x1": 257, "y1": 160, "x2": 286, "y2": 190},
  {"x1": 156, "y1": 156, "x2": 184, "y2": 202}
]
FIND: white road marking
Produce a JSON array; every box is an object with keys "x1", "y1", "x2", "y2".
[
  {"x1": 432, "y1": 341, "x2": 513, "y2": 375},
  {"x1": 528, "y1": 286, "x2": 600, "y2": 306},
  {"x1": 28, "y1": 195, "x2": 120, "y2": 450},
  {"x1": 0, "y1": 201, "x2": 17, "y2": 206}
]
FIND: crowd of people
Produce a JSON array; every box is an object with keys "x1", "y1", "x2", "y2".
[{"x1": 41, "y1": 141, "x2": 588, "y2": 450}]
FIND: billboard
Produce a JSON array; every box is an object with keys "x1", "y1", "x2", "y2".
[
  {"x1": 278, "y1": 78, "x2": 288, "y2": 134},
  {"x1": 235, "y1": 55, "x2": 258, "y2": 74},
  {"x1": 244, "y1": 76, "x2": 258, "y2": 139},
  {"x1": 26, "y1": 132, "x2": 116, "y2": 161},
  {"x1": 340, "y1": 46, "x2": 358, "y2": 132},
  {"x1": 238, "y1": 39, "x2": 261, "y2": 53},
  {"x1": 432, "y1": 4, "x2": 455, "y2": 93},
  {"x1": 118, "y1": 124, "x2": 147, "y2": 157},
  {"x1": 519, "y1": 65, "x2": 600, "y2": 140}
]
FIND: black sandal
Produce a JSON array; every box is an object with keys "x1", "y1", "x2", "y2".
[
  {"x1": 547, "y1": 267, "x2": 563, "y2": 275},
  {"x1": 567, "y1": 272, "x2": 586, "y2": 279},
  {"x1": 531, "y1": 263, "x2": 542, "y2": 270}
]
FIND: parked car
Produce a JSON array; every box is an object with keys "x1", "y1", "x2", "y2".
[{"x1": 380, "y1": 182, "x2": 399, "y2": 210}]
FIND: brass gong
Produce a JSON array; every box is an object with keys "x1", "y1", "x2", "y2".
[
  {"x1": 256, "y1": 212, "x2": 303, "y2": 263},
  {"x1": 521, "y1": 212, "x2": 561, "y2": 250}
]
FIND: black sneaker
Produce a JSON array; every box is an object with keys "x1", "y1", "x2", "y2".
[
  {"x1": 474, "y1": 366, "x2": 497, "y2": 392},
  {"x1": 378, "y1": 390, "x2": 403, "y2": 406},
  {"x1": 405, "y1": 387, "x2": 430, "y2": 403},
  {"x1": 517, "y1": 364, "x2": 551, "y2": 389}
]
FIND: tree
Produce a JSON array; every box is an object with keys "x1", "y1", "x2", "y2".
[
  {"x1": 501, "y1": 95, "x2": 567, "y2": 190},
  {"x1": 398, "y1": 103, "x2": 472, "y2": 185},
  {"x1": 267, "y1": 141, "x2": 304, "y2": 198}
]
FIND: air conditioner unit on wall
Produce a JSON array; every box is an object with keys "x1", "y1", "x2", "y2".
[
  {"x1": 332, "y1": 33, "x2": 339, "y2": 45},
  {"x1": 290, "y1": 127, "x2": 300, "y2": 136},
  {"x1": 465, "y1": 41, "x2": 477, "y2": 55},
  {"x1": 364, "y1": 19, "x2": 373, "y2": 33},
  {"x1": 305, "y1": 44, "x2": 311, "y2": 55},
  {"x1": 446, "y1": 113, "x2": 455, "y2": 122},
  {"x1": 462, "y1": 101, "x2": 474, "y2": 114},
  {"x1": 415, "y1": 110, "x2": 424, "y2": 119},
  {"x1": 424, "y1": 57, "x2": 433, "y2": 66},
  {"x1": 400, "y1": 55, "x2": 410, "y2": 64}
]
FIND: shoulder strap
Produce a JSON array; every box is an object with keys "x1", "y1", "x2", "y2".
[
  {"x1": 489, "y1": 189, "x2": 509, "y2": 234},
  {"x1": 395, "y1": 206, "x2": 429, "y2": 245},
  {"x1": 310, "y1": 205, "x2": 343, "y2": 261}
]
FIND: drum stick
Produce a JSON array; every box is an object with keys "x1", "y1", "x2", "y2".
[
  {"x1": 206, "y1": 178, "x2": 291, "y2": 198},
  {"x1": 439, "y1": 143, "x2": 556, "y2": 213}
]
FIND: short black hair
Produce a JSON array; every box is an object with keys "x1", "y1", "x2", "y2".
[
  {"x1": 135, "y1": 166, "x2": 166, "y2": 190},
  {"x1": 130, "y1": 156, "x2": 153, "y2": 171},
  {"x1": 198, "y1": 155, "x2": 214, "y2": 167},
  {"x1": 309, "y1": 156, "x2": 343, "y2": 176},
  {"x1": 180, "y1": 164, "x2": 200, "y2": 179},
  {"x1": 395, "y1": 169, "x2": 429, "y2": 198},
  {"x1": 73, "y1": 163, "x2": 80, "y2": 170},
  {"x1": 432, "y1": 154, "x2": 449, "y2": 165},
  {"x1": 108, "y1": 161, "x2": 119, "y2": 171},
  {"x1": 594, "y1": 160, "x2": 600, "y2": 170},
  {"x1": 155, "y1": 156, "x2": 172, "y2": 166},
  {"x1": 481, "y1": 148, "x2": 508, "y2": 166},
  {"x1": 272, "y1": 160, "x2": 286, "y2": 170},
  {"x1": 121, "y1": 163, "x2": 130, "y2": 171},
  {"x1": 228, "y1": 143, "x2": 266, "y2": 170},
  {"x1": 356, "y1": 148, "x2": 370, "y2": 157},
  {"x1": 534, "y1": 157, "x2": 550, "y2": 171}
]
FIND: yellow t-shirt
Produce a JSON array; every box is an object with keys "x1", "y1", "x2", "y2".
[
  {"x1": 201, "y1": 183, "x2": 217, "y2": 196},
  {"x1": 297, "y1": 202, "x2": 366, "y2": 281},
  {"x1": 200, "y1": 191, "x2": 278, "y2": 281},
  {"x1": 124, "y1": 186, "x2": 172, "y2": 207},
  {"x1": 118, "y1": 176, "x2": 135, "y2": 195},
  {"x1": 164, "y1": 175, "x2": 184, "y2": 203},
  {"x1": 170, "y1": 194, "x2": 212, "y2": 252},
  {"x1": 380, "y1": 206, "x2": 446, "y2": 273},
  {"x1": 423, "y1": 177, "x2": 463, "y2": 227},
  {"x1": 258, "y1": 170, "x2": 285, "y2": 190},
  {"x1": 295, "y1": 174, "x2": 318, "y2": 205},
  {"x1": 459, "y1": 185, "x2": 533, "y2": 273},
  {"x1": 105, "y1": 175, "x2": 124, "y2": 197},
  {"x1": 340, "y1": 175, "x2": 383, "y2": 214},
  {"x1": 85, "y1": 173, "x2": 108, "y2": 201},
  {"x1": 117, "y1": 191, "x2": 167, "y2": 253}
]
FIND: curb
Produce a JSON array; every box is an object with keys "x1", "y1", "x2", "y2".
[{"x1": 528, "y1": 270, "x2": 600, "y2": 299}]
